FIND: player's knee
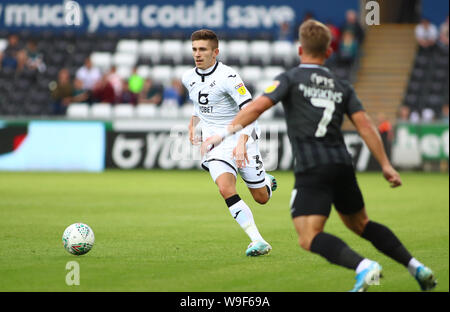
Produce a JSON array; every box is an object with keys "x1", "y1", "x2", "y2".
[
  {"x1": 298, "y1": 235, "x2": 312, "y2": 251},
  {"x1": 218, "y1": 185, "x2": 235, "y2": 199}
]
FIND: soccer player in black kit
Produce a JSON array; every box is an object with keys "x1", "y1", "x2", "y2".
[{"x1": 202, "y1": 19, "x2": 437, "y2": 292}]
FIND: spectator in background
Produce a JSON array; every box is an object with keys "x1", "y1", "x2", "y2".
[
  {"x1": 415, "y1": 18, "x2": 438, "y2": 49},
  {"x1": 107, "y1": 65, "x2": 123, "y2": 100},
  {"x1": 51, "y1": 68, "x2": 73, "y2": 115},
  {"x1": 341, "y1": 10, "x2": 365, "y2": 45},
  {"x1": 326, "y1": 21, "x2": 341, "y2": 54},
  {"x1": 377, "y1": 112, "x2": 393, "y2": 159},
  {"x1": 441, "y1": 103, "x2": 449, "y2": 124},
  {"x1": 128, "y1": 67, "x2": 145, "y2": 95},
  {"x1": 118, "y1": 79, "x2": 138, "y2": 105},
  {"x1": 162, "y1": 78, "x2": 186, "y2": 107},
  {"x1": 139, "y1": 78, "x2": 163, "y2": 105},
  {"x1": 421, "y1": 107, "x2": 435, "y2": 123},
  {"x1": 397, "y1": 105, "x2": 411, "y2": 122},
  {"x1": 439, "y1": 15, "x2": 449, "y2": 49},
  {"x1": 71, "y1": 78, "x2": 89, "y2": 103},
  {"x1": 337, "y1": 31, "x2": 358, "y2": 66},
  {"x1": 24, "y1": 40, "x2": 46, "y2": 73},
  {"x1": 0, "y1": 34, "x2": 26, "y2": 72},
  {"x1": 75, "y1": 57, "x2": 102, "y2": 102},
  {"x1": 276, "y1": 21, "x2": 294, "y2": 42},
  {"x1": 92, "y1": 73, "x2": 116, "y2": 104}
]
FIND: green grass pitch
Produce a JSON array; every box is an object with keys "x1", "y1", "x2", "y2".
[{"x1": 0, "y1": 170, "x2": 448, "y2": 292}]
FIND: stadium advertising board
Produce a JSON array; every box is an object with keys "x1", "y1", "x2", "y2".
[
  {"x1": 105, "y1": 120, "x2": 373, "y2": 171},
  {"x1": 0, "y1": 0, "x2": 357, "y2": 33},
  {"x1": 392, "y1": 123, "x2": 449, "y2": 168},
  {"x1": 0, "y1": 121, "x2": 105, "y2": 171}
]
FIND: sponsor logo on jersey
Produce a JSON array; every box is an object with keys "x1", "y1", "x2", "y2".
[{"x1": 264, "y1": 80, "x2": 280, "y2": 94}]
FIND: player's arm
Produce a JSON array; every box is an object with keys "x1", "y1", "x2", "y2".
[
  {"x1": 234, "y1": 133, "x2": 250, "y2": 169},
  {"x1": 350, "y1": 111, "x2": 402, "y2": 188},
  {"x1": 188, "y1": 115, "x2": 201, "y2": 145},
  {"x1": 200, "y1": 96, "x2": 274, "y2": 155}
]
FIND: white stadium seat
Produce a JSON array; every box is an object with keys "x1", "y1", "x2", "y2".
[
  {"x1": 136, "y1": 65, "x2": 151, "y2": 79},
  {"x1": 262, "y1": 66, "x2": 285, "y2": 81},
  {"x1": 136, "y1": 104, "x2": 158, "y2": 118},
  {"x1": 161, "y1": 40, "x2": 183, "y2": 64},
  {"x1": 139, "y1": 40, "x2": 161, "y2": 63},
  {"x1": 150, "y1": 65, "x2": 174, "y2": 86},
  {"x1": 91, "y1": 103, "x2": 112, "y2": 119},
  {"x1": 249, "y1": 40, "x2": 271, "y2": 65},
  {"x1": 116, "y1": 39, "x2": 139, "y2": 55},
  {"x1": 116, "y1": 66, "x2": 132, "y2": 79},
  {"x1": 113, "y1": 104, "x2": 135, "y2": 118},
  {"x1": 174, "y1": 65, "x2": 192, "y2": 80},
  {"x1": 113, "y1": 52, "x2": 137, "y2": 68},
  {"x1": 0, "y1": 39, "x2": 8, "y2": 52},
  {"x1": 227, "y1": 40, "x2": 249, "y2": 64},
  {"x1": 66, "y1": 102, "x2": 89, "y2": 119},
  {"x1": 240, "y1": 66, "x2": 263, "y2": 85},
  {"x1": 90, "y1": 52, "x2": 112, "y2": 72}
]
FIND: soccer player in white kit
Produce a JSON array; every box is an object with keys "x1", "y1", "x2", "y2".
[{"x1": 182, "y1": 29, "x2": 276, "y2": 256}]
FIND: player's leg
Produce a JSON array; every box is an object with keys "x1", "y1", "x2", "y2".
[
  {"x1": 209, "y1": 161, "x2": 270, "y2": 256},
  {"x1": 239, "y1": 144, "x2": 277, "y2": 205},
  {"x1": 334, "y1": 165, "x2": 437, "y2": 291},
  {"x1": 292, "y1": 166, "x2": 382, "y2": 292},
  {"x1": 337, "y1": 208, "x2": 437, "y2": 291}
]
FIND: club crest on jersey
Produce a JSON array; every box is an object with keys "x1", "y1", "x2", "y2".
[
  {"x1": 264, "y1": 80, "x2": 280, "y2": 94},
  {"x1": 235, "y1": 83, "x2": 247, "y2": 95}
]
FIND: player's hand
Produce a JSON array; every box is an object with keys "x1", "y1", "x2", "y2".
[
  {"x1": 233, "y1": 142, "x2": 249, "y2": 169},
  {"x1": 382, "y1": 165, "x2": 402, "y2": 188},
  {"x1": 200, "y1": 135, "x2": 223, "y2": 156},
  {"x1": 188, "y1": 127, "x2": 201, "y2": 145}
]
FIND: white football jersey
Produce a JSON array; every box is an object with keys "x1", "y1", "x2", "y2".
[{"x1": 182, "y1": 61, "x2": 260, "y2": 141}]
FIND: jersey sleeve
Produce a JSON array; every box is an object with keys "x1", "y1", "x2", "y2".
[
  {"x1": 345, "y1": 84, "x2": 365, "y2": 116},
  {"x1": 182, "y1": 71, "x2": 198, "y2": 117},
  {"x1": 262, "y1": 72, "x2": 290, "y2": 105},
  {"x1": 222, "y1": 69, "x2": 253, "y2": 108}
]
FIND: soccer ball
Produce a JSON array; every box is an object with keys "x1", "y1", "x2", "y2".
[{"x1": 62, "y1": 223, "x2": 95, "y2": 255}]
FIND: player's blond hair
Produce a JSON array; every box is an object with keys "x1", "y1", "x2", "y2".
[
  {"x1": 299, "y1": 19, "x2": 332, "y2": 57},
  {"x1": 191, "y1": 29, "x2": 219, "y2": 50}
]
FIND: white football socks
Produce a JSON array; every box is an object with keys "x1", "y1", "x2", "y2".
[
  {"x1": 228, "y1": 199, "x2": 264, "y2": 243},
  {"x1": 407, "y1": 258, "x2": 423, "y2": 277}
]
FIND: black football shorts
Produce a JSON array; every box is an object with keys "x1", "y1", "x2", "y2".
[{"x1": 290, "y1": 164, "x2": 365, "y2": 218}]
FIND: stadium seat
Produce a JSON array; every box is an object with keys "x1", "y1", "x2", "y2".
[
  {"x1": 113, "y1": 104, "x2": 135, "y2": 118},
  {"x1": 116, "y1": 39, "x2": 139, "y2": 55},
  {"x1": 249, "y1": 41, "x2": 271, "y2": 66},
  {"x1": 174, "y1": 65, "x2": 192, "y2": 80},
  {"x1": 67, "y1": 103, "x2": 90, "y2": 119},
  {"x1": 240, "y1": 66, "x2": 263, "y2": 85},
  {"x1": 150, "y1": 65, "x2": 174, "y2": 86},
  {"x1": 136, "y1": 65, "x2": 151, "y2": 79},
  {"x1": 139, "y1": 40, "x2": 161, "y2": 64},
  {"x1": 113, "y1": 52, "x2": 138, "y2": 68},
  {"x1": 262, "y1": 66, "x2": 285, "y2": 80},
  {"x1": 0, "y1": 39, "x2": 8, "y2": 53},
  {"x1": 181, "y1": 104, "x2": 194, "y2": 118},
  {"x1": 116, "y1": 66, "x2": 133, "y2": 79},
  {"x1": 90, "y1": 52, "x2": 112, "y2": 72},
  {"x1": 160, "y1": 40, "x2": 183, "y2": 65},
  {"x1": 91, "y1": 103, "x2": 113, "y2": 119},
  {"x1": 136, "y1": 103, "x2": 158, "y2": 118},
  {"x1": 227, "y1": 40, "x2": 249, "y2": 66},
  {"x1": 271, "y1": 41, "x2": 295, "y2": 67}
]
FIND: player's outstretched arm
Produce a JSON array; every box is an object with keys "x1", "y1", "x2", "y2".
[
  {"x1": 200, "y1": 96, "x2": 274, "y2": 155},
  {"x1": 350, "y1": 111, "x2": 402, "y2": 188}
]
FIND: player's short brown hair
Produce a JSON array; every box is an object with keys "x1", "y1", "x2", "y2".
[
  {"x1": 191, "y1": 29, "x2": 219, "y2": 50},
  {"x1": 299, "y1": 19, "x2": 331, "y2": 57}
]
